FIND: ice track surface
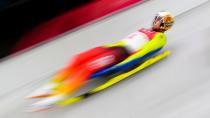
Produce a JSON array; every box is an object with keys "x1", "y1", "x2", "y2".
[{"x1": 0, "y1": 0, "x2": 210, "y2": 117}]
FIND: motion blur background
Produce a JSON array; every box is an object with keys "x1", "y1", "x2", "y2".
[
  {"x1": 0, "y1": 0, "x2": 210, "y2": 118},
  {"x1": 0, "y1": 0, "x2": 143, "y2": 58}
]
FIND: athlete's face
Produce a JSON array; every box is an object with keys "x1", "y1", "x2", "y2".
[{"x1": 152, "y1": 18, "x2": 161, "y2": 31}]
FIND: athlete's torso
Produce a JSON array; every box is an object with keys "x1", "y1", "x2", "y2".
[{"x1": 122, "y1": 28, "x2": 159, "y2": 53}]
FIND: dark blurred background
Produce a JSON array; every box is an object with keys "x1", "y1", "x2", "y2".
[{"x1": 0, "y1": 0, "x2": 91, "y2": 58}]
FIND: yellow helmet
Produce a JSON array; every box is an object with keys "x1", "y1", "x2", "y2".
[{"x1": 152, "y1": 11, "x2": 174, "y2": 32}]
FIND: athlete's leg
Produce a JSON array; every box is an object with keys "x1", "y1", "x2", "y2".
[
  {"x1": 55, "y1": 47, "x2": 130, "y2": 95},
  {"x1": 51, "y1": 46, "x2": 109, "y2": 83},
  {"x1": 27, "y1": 46, "x2": 110, "y2": 98}
]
